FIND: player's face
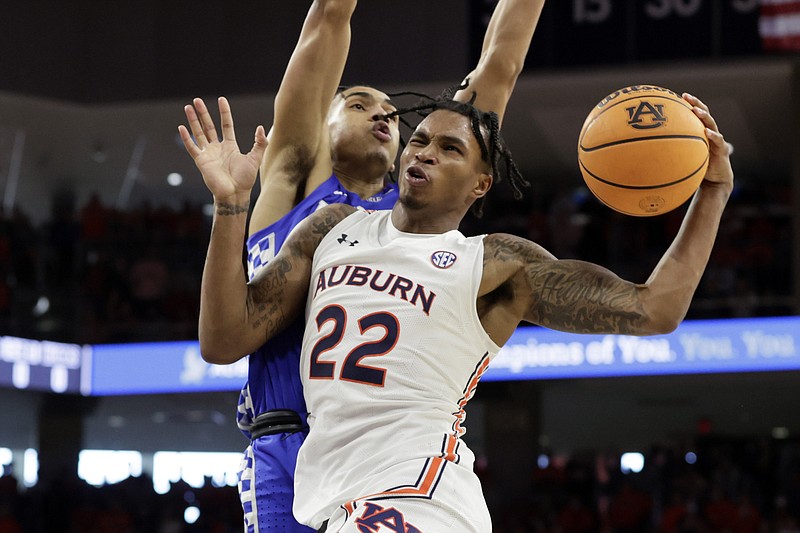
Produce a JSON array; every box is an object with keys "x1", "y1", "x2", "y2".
[
  {"x1": 397, "y1": 110, "x2": 492, "y2": 212},
  {"x1": 328, "y1": 86, "x2": 401, "y2": 173}
]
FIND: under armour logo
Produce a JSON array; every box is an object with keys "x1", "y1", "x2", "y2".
[{"x1": 337, "y1": 234, "x2": 359, "y2": 247}]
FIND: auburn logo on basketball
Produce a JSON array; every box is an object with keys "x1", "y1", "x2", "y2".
[
  {"x1": 431, "y1": 250, "x2": 457, "y2": 269},
  {"x1": 626, "y1": 101, "x2": 667, "y2": 130}
]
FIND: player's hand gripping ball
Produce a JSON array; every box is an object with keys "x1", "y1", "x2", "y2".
[{"x1": 578, "y1": 85, "x2": 709, "y2": 216}]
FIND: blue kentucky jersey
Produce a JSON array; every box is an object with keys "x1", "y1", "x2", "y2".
[{"x1": 237, "y1": 175, "x2": 399, "y2": 437}]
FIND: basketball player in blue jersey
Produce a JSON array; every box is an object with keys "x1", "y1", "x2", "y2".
[
  {"x1": 181, "y1": 1, "x2": 546, "y2": 531},
  {"x1": 188, "y1": 91, "x2": 733, "y2": 531}
]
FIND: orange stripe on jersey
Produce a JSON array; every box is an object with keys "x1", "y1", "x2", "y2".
[
  {"x1": 343, "y1": 501, "x2": 356, "y2": 516},
  {"x1": 383, "y1": 456, "x2": 444, "y2": 496},
  {"x1": 343, "y1": 455, "x2": 448, "y2": 512},
  {"x1": 443, "y1": 434, "x2": 459, "y2": 462},
  {"x1": 341, "y1": 354, "x2": 491, "y2": 512},
  {"x1": 452, "y1": 353, "x2": 491, "y2": 437}
]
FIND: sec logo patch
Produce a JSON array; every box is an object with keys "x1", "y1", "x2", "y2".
[{"x1": 431, "y1": 250, "x2": 457, "y2": 269}]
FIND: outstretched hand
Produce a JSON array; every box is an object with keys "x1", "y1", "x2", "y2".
[
  {"x1": 683, "y1": 93, "x2": 734, "y2": 193},
  {"x1": 179, "y1": 96, "x2": 267, "y2": 203}
]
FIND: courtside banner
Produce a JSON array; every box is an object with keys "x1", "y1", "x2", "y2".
[
  {"x1": 487, "y1": 316, "x2": 800, "y2": 381},
  {"x1": 9, "y1": 316, "x2": 797, "y2": 395},
  {"x1": 91, "y1": 341, "x2": 247, "y2": 395}
]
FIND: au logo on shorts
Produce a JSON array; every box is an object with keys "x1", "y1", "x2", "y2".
[
  {"x1": 430, "y1": 250, "x2": 457, "y2": 269},
  {"x1": 354, "y1": 502, "x2": 422, "y2": 533}
]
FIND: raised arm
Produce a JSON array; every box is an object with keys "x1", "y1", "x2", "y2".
[
  {"x1": 453, "y1": 0, "x2": 545, "y2": 125},
  {"x1": 179, "y1": 97, "x2": 268, "y2": 362},
  {"x1": 250, "y1": 0, "x2": 358, "y2": 234},
  {"x1": 479, "y1": 94, "x2": 733, "y2": 345},
  {"x1": 179, "y1": 97, "x2": 348, "y2": 363},
  {"x1": 634, "y1": 94, "x2": 733, "y2": 329}
]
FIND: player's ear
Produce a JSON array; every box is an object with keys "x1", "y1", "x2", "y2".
[
  {"x1": 473, "y1": 172, "x2": 492, "y2": 199},
  {"x1": 390, "y1": 163, "x2": 396, "y2": 173}
]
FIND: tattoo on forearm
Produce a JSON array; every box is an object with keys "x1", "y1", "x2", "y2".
[
  {"x1": 247, "y1": 257, "x2": 293, "y2": 338},
  {"x1": 529, "y1": 264, "x2": 647, "y2": 334},
  {"x1": 216, "y1": 203, "x2": 248, "y2": 216},
  {"x1": 485, "y1": 234, "x2": 649, "y2": 334}
]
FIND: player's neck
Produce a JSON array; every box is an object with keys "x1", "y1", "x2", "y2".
[
  {"x1": 390, "y1": 205, "x2": 461, "y2": 235},
  {"x1": 334, "y1": 168, "x2": 387, "y2": 200}
]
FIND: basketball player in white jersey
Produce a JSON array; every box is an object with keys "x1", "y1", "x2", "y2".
[
  {"x1": 185, "y1": 1, "x2": 545, "y2": 530},
  {"x1": 185, "y1": 92, "x2": 733, "y2": 531}
]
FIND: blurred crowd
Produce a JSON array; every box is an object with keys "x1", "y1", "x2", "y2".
[
  {"x1": 0, "y1": 435, "x2": 797, "y2": 532},
  {"x1": 487, "y1": 435, "x2": 800, "y2": 533},
  {"x1": 0, "y1": 192, "x2": 208, "y2": 344},
  {"x1": 0, "y1": 177, "x2": 793, "y2": 346},
  {"x1": 0, "y1": 471, "x2": 240, "y2": 533}
]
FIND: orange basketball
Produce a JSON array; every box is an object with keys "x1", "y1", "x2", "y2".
[{"x1": 577, "y1": 85, "x2": 709, "y2": 217}]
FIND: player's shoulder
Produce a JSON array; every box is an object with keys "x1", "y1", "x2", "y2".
[
  {"x1": 478, "y1": 233, "x2": 557, "y2": 299},
  {"x1": 292, "y1": 203, "x2": 359, "y2": 245},
  {"x1": 310, "y1": 203, "x2": 359, "y2": 226},
  {"x1": 482, "y1": 233, "x2": 556, "y2": 270},
  {"x1": 276, "y1": 204, "x2": 357, "y2": 261}
]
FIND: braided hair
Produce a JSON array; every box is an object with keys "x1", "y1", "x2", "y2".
[{"x1": 384, "y1": 90, "x2": 530, "y2": 218}]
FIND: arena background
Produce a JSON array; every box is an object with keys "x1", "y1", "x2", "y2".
[{"x1": 0, "y1": 1, "x2": 798, "y2": 531}]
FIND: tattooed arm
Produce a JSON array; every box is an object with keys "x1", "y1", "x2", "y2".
[
  {"x1": 201, "y1": 203, "x2": 355, "y2": 363},
  {"x1": 478, "y1": 93, "x2": 733, "y2": 346},
  {"x1": 179, "y1": 96, "x2": 355, "y2": 362},
  {"x1": 478, "y1": 235, "x2": 651, "y2": 345},
  {"x1": 179, "y1": 96, "x2": 267, "y2": 363}
]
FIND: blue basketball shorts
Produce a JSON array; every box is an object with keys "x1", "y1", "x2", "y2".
[{"x1": 238, "y1": 431, "x2": 315, "y2": 533}]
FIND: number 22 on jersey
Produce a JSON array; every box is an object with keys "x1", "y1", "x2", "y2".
[{"x1": 309, "y1": 305, "x2": 399, "y2": 387}]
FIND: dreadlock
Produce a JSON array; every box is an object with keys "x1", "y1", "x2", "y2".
[
  {"x1": 383, "y1": 89, "x2": 438, "y2": 146},
  {"x1": 384, "y1": 93, "x2": 530, "y2": 218}
]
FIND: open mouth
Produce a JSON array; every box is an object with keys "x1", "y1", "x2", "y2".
[
  {"x1": 372, "y1": 122, "x2": 391, "y2": 142},
  {"x1": 405, "y1": 165, "x2": 429, "y2": 184}
]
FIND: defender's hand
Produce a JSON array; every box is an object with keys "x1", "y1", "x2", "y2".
[{"x1": 179, "y1": 96, "x2": 268, "y2": 203}]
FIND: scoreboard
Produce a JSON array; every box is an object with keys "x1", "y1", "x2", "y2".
[
  {"x1": 471, "y1": 0, "x2": 763, "y2": 68},
  {"x1": 0, "y1": 336, "x2": 86, "y2": 394}
]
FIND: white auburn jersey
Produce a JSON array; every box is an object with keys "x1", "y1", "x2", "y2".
[{"x1": 293, "y1": 209, "x2": 501, "y2": 530}]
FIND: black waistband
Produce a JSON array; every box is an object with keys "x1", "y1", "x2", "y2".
[
  {"x1": 317, "y1": 520, "x2": 328, "y2": 533},
  {"x1": 250, "y1": 409, "x2": 304, "y2": 440}
]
